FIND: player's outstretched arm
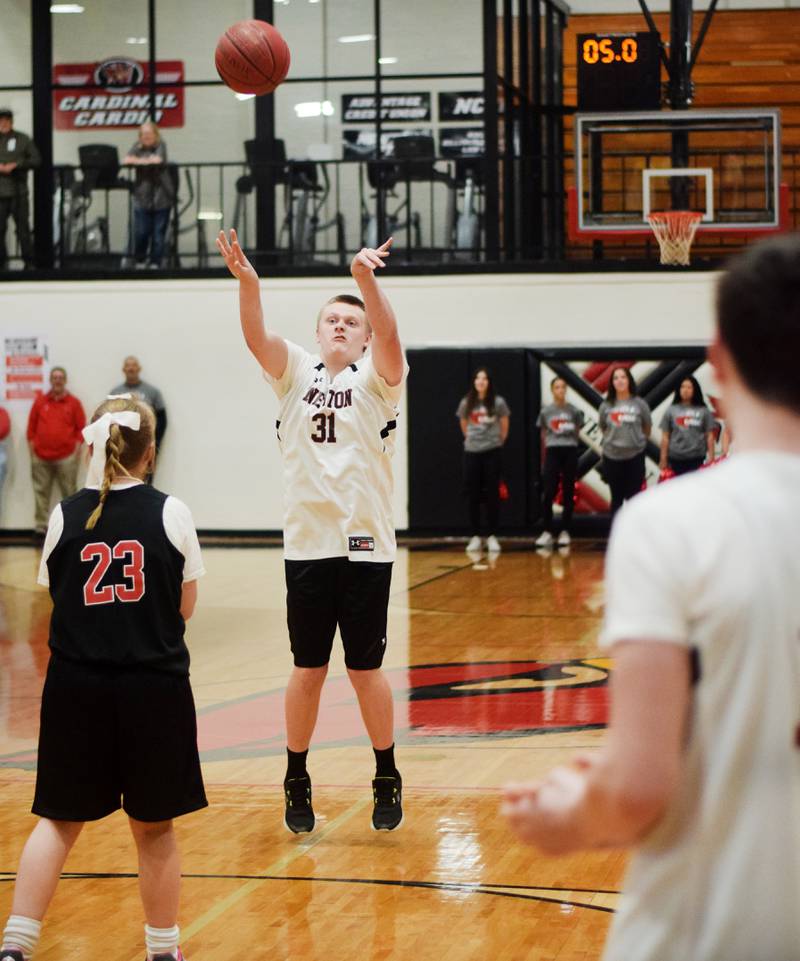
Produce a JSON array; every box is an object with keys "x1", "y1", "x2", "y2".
[
  {"x1": 351, "y1": 238, "x2": 405, "y2": 388},
  {"x1": 217, "y1": 229, "x2": 288, "y2": 380}
]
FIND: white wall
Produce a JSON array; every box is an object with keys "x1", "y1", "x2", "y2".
[{"x1": 0, "y1": 270, "x2": 717, "y2": 530}]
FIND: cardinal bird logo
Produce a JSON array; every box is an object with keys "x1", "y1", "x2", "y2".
[{"x1": 549, "y1": 416, "x2": 574, "y2": 434}]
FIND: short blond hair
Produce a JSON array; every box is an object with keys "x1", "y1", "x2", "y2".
[{"x1": 316, "y1": 294, "x2": 369, "y2": 333}]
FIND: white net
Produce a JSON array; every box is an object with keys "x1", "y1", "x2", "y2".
[{"x1": 647, "y1": 211, "x2": 703, "y2": 266}]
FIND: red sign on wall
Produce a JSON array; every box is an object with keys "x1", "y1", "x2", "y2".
[{"x1": 53, "y1": 58, "x2": 185, "y2": 130}]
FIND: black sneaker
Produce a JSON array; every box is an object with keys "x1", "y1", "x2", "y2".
[
  {"x1": 1, "y1": 950, "x2": 24, "y2": 961},
  {"x1": 372, "y1": 774, "x2": 403, "y2": 831},
  {"x1": 284, "y1": 774, "x2": 315, "y2": 833}
]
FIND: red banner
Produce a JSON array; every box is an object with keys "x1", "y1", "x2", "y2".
[{"x1": 53, "y1": 58, "x2": 185, "y2": 130}]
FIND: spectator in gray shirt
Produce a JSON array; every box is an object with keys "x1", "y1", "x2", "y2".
[
  {"x1": 535, "y1": 376, "x2": 585, "y2": 549},
  {"x1": 456, "y1": 368, "x2": 510, "y2": 554},
  {"x1": 110, "y1": 355, "x2": 167, "y2": 452},
  {"x1": 598, "y1": 366, "x2": 651, "y2": 519},
  {"x1": 659, "y1": 376, "x2": 716, "y2": 476},
  {"x1": 124, "y1": 121, "x2": 174, "y2": 269}
]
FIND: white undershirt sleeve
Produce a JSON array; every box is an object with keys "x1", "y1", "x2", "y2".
[
  {"x1": 37, "y1": 504, "x2": 64, "y2": 587},
  {"x1": 162, "y1": 496, "x2": 206, "y2": 582}
]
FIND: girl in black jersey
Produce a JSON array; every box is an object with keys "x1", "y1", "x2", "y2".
[{"x1": 1, "y1": 397, "x2": 206, "y2": 961}]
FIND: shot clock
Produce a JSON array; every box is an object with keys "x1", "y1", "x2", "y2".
[{"x1": 577, "y1": 32, "x2": 662, "y2": 111}]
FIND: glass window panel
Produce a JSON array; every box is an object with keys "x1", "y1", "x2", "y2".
[
  {"x1": 52, "y1": 85, "x2": 254, "y2": 266},
  {"x1": 0, "y1": 1, "x2": 31, "y2": 85},
  {"x1": 273, "y1": 78, "x2": 372, "y2": 260},
  {"x1": 275, "y1": 0, "x2": 375, "y2": 79},
  {"x1": 52, "y1": 2, "x2": 149, "y2": 66},
  {"x1": 374, "y1": 77, "x2": 456, "y2": 257},
  {"x1": 156, "y1": 0, "x2": 251, "y2": 82},
  {"x1": 379, "y1": 0, "x2": 482, "y2": 76}
]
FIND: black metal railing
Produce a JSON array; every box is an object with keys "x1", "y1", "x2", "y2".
[
  {"x1": 47, "y1": 154, "x2": 495, "y2": 273},
  {"x1": 1, "y1": 147, "x2": 798, "y2": 276}
]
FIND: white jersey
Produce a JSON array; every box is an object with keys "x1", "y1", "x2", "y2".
[
  {"x1": 600, "y1": 452, "x2": 800, "y2": 961},
  {"x1": 266, "y1": 340, "x2": 407, "y2": 563}
]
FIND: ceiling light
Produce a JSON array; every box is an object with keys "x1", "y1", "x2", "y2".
[
  {"x1": 50, "y1": 4, "x2": 85, "y2": 11},
  {"x1": 125, "y1": 37, "x2": 148, "y2": 45},
  {"x1": 235, "y1": 92, "x2": 256, "y2": 101},
  {"x1": 378, "y1": 57, "x2": 398, "y2": 64},
  {"x1": 197, "y1": 210, "x2": 224, "y2": 221},
  {"x1": 338, "y1": 34, "x2": 375, "y2": 44},
  {"x1": 294, "y1": 100, "x2": 334, "y2": 118}
]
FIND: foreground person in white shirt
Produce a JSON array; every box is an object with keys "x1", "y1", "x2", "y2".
[
  {"x1": 217, "y1": 229, "x2": 407, "y2": 834},
  {"x1": 503, "y1": 234, "x2": 800, "y2": 961}
]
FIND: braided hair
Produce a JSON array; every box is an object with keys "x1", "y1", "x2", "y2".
[{"x1": 85, "y1": 397, "x2": 155, "y2": 530}]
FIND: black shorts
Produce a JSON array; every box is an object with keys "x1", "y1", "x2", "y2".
[
  {"x1": 33, "y1": 655, "x2": 208, "y2": 823},
  {"x1": 285, "y1": 557, "x2": 393, "y2": 670}
]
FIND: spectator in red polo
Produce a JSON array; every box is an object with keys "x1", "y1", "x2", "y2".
[{"x1": 26, "y1": 366, "x2": 85, "y2": 534}]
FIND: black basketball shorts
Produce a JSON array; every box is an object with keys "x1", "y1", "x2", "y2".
[
  {"x1": 284, "y1": 557, "x2": 393, "y2": 670},
  {"x1": 33, "y1": 655, "x2": 208, "y2": 823}
]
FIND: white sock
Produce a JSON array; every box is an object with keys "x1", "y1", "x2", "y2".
[
  {"x1": 144, "y1": 924, "x2": 180, "y2": 960},
  {"x1": 2, "y1": 916, "x2": 42, "y2": 960}
]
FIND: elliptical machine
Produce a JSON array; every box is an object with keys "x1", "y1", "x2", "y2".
[{"x1": 233, "y1": 139, "x2": 345, "y2": 264}]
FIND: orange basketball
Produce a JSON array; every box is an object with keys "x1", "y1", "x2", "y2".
[{"x1": 215, "y1": 19, "x2": 290, "y2": 96}]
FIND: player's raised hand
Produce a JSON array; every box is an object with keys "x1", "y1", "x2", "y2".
[
  {"x1": 216, "y1": 229, "x2": 259, "y2": 284},
  {"x1": 351, "y1": 237, "x2": 393, "y2": 280}
]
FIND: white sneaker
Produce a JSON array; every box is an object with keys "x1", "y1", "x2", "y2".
[
  {"x1": 486, "y1": 535, "x2": 501, "y2": 553},
  {"x1": 535, "y1": 531, "x2": 553, "y2": 548},
  {"x1": 466, "y1": 535, "x2": 482, "y2": 553},
  {"x1": 557, "y1": 531, "x2": 571, "y2": 546}
]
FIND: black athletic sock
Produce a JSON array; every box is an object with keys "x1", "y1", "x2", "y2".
[
  {"x1": 286, "y1": 748, "x2": 309, "y2": 781},
  {"x1": 373, "y1": 744, "x2": 399, "y2": 779}
]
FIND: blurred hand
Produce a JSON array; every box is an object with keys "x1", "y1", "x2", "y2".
[
  {"x1": 350, "y1": 237, "x2": 392, "y2": 281},
  {"x1": 216, "y1": 228, "x2": 259, "y2": 284},
  {"x1": 502, "y1": 754, "x2": 598, "y2": 854}
]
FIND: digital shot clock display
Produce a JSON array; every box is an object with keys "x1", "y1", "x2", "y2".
[{"x1": 577, "y1": 32, "x2": 662, "y2": 111}]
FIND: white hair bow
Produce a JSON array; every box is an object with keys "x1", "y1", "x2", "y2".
[{"x1": 83, "y1": 410, "x2": 141, "y2": 487}]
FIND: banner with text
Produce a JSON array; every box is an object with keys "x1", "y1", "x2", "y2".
[
  {"x1": 341, "y1": 93, "x2": 431, "y2": 124},
  {"x1": 438, "y1": 91, "x2": 485, "y2": 122},
  {"x1": 439, "y1": 127, "x2": 485, "y2": 158},
  {"x1": 4, "y1": 336, "x2": 49, "y2": 402},
  {"x1": 54, "y1": 58, "x2": 185, "y2": 130}
]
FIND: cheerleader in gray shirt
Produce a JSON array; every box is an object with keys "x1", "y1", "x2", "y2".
[
  {"x1": 535, "y1": 376, "x2": 584, "y2": 548},
  {"x1": 598, "y1": 367, "x2": 651, "y2": 519},
  {"x1": 659, "y1": 376, "x2": 716, "y2": 475}
]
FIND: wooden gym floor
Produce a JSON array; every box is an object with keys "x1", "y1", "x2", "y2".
[{"x1": 0, "y1": 542, "x2": 624, "y2": 960}]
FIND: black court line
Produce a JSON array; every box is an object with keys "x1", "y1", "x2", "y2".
[
  {"x1": 403, "y1": 608, "x2": 600, "y2": 620},
  {"x1": 406, "y1": 560, "x2": 479, "y2": 592},
  {"x1": 0, "y1": 872, "x2": 617, "y2": 913}
]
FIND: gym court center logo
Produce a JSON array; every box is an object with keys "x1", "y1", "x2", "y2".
[{"x1": 0, "y1": 659, "x2": 610, "y2": 769}]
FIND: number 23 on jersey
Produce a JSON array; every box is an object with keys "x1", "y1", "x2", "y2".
[{"x1": 81, "y1": 540, "x2": 146, "y2": 606}]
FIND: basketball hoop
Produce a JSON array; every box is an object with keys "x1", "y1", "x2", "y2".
[{"x1": 647, "y1": 211, "x2": 703, "y2": 266}]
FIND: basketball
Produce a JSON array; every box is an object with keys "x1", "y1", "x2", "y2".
[{"x1": 215, "y1": 19, "x2": 290, "y2": 96}]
